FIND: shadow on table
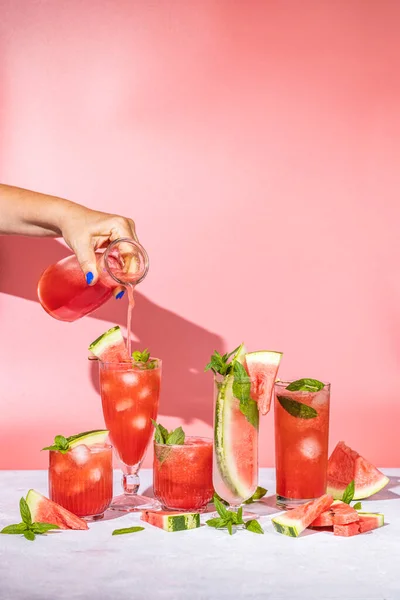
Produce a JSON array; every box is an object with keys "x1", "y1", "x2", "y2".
[{"x1": 366, "y1": 476, "x2": 400, "y2": 501}]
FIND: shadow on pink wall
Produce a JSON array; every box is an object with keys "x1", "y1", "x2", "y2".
[{"x1": 0, "y1": 236, "x2": 223, "y2": 427}]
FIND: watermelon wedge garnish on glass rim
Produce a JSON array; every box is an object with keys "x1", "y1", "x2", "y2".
[
  {"x1": 89, "y1": 326, "x2": 130, "y2": 362},
  {"x1": 245, "y1": 350, "x2": 283, "y2": 415}
]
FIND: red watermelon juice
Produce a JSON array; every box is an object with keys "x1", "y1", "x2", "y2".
[
  {"x1": 49, "y1": 444, "x2": 113, "y2": 519},
  {"x1": 99, "y1": 360, "x2": 161, "y2": 509},
  {"x1": 153, "y1": 437, "x2": 213, "y2": 511},
  {"x1": 274, "y1": 380, "x2": 330, "y2": 509}
]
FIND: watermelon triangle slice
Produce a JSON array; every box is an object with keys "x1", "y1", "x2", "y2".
[
  {"x1": 245, "y1": 350, "x2": 282, "y2": 415},
  {"x1": 89, "y1": 326, "x2": 130, "y2": 362},
  {"x1": 272, "y1": 494, "x2": 334, "y2": 537},
  {"x1": 26, "y1": 489, "x2": 88, "y2": 530},
  {"x1": 327, "y1": 441, "x2": 389, "y2": 500}
]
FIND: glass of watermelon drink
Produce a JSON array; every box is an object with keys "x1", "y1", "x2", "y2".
[
  {"x1": 37, "y1": 238, "x2": 149, "y2": 322},
  {"x1": 99, "y1": 359, "x2": 162, "y2": 512},
  {"x1": 274, "y1": 379, "x2": 330, "y2": 509},
  {"x1": 153, "y1": 437, "x2": 213, "y2": 511},
  {"x1": 49, "y1": 442, "x2": 113, "y2": 520},
  {"x1": 213, "y1": 372, "x2": 259, "y2": 517}
]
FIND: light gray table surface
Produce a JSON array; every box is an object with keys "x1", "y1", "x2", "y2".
[{"x1": 0, "y1": 468, "x2": 399, "y2": 600}]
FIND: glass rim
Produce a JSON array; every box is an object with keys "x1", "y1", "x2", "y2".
[
  {"x1": 98, "y1": 358, "x2": 162, "y2": 367},
  {"x1": 104, "y1": 237, "x2": 150, "y2": 285},
  {"x1": 274, "y1": 379, "x2": 331, "y2": 389},
  {"x1": 49, "y1": 443, "x2": 113, "y2": 453},
  {"x1": 154, "y1": 436, "x2": 212, "y2": 448}
]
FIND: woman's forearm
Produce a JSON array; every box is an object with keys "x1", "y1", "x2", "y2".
[{"x1": 0, "y1": 184, "x2": 84, "y2": 237}]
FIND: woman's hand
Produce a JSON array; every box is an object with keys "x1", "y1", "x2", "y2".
[
  {"x1": 0, "y1": 184, "x2": 139, "y2": 298},
  {"x1": 60, "y1": 203, "x2": 139, "y2": 295}
]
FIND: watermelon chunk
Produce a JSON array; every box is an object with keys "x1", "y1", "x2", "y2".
[
  {"x1": 89, "y1": 326, "x2": 129, "y2": 362},
  {"x1": 26, "y1": 489, "x2": 88, "y2": 530},
  {"x1": 311, "y1": 500, "x2": 359, "y2": 527},
  {"x1": 141, "y1": 510, "x2": 200, "y2": 532},
  {"x1": 272, "y1": 494, "x2": 333, "y2": 537},
  {"x1": 327, "y1": 441, "x2": 389, "y2": 500},
  {"x1": 245, "y1": 350, "x2": 283, "y2": 415},
  {"x1": 333, "y1": 512, "x2": 384, "y2": 537}
]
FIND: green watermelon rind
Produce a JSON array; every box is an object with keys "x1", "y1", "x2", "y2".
[
  {"x1": 245, "y1": 350, "x2": 283, "y2": 366},
  {"x1": 356, "y1": 512, "x2": 385, "y2": 528},
  {"x1": 89, "y1": 326, "x2": 124, "y2": 357},
  {"x1": 141, "y1": 511, "x2": 200, "y2": 532},
  {"x1": 272, "y1": 495, "x2": 334, "y2": 538},
  {"x1": 214, "y1": 344, "x2": 255, "y2": 501},
  {"x1": 68, "y1": 430, "x2": 109, "y2": 449},
  {"x1": 327, "y1": 475, "x2": 390, "y2": 500}
]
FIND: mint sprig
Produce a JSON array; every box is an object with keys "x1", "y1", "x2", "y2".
[
  {"x1": 132, "y1": 349, "x2": 157, "y2": 369},
  {"x1": 1, "y1": 497, "x2": 59, "y2": 541},
  {"x1": 112, "y1": 526, "x2": 144, "y2": 536},
  {"x1": 206, "y1": 347, "x2": 259, "y2": 428},
  {"x1": 286, "y1": 378, "x2": 324, "y2": 392},
  {"x1": 342, "y1": 480, "x2": 355, "y2": 504},
  {"x1": 151, "y1": 420, "x2": 185, "y2": 446},
  {"x1": 206, "y1": 495, "x2": 264, "y2": 535},
  {"x1": 204, "y1": 347, "x2": 240, "y2": 376},
  {"x1": 42, "y1": 435, "x2": 70, "y2": 454}
]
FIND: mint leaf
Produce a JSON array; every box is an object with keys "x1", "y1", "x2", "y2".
[
  {"x1": 232, "y1": 362, "x2": 259, "y2": 428},
  {"x1": 213, "y1": 495, "x2": 230, "y2": 519},
  {"x1": 277, "y1": 395, "x2": 318, "y2": 419},
  {"x1": 132, "y1": 349, "x2": 156, "y2": 369},
  {"x1": 23, "y1": 530, "x2": 35, "y2": 541},
  {"x1": 353, "y1": 501, "x2": 362, "y2": 510},
  {"x1": 239, "y1": 398, "x2": 259, "y2": 429},
  {"x1": 342, "y1": 480, "x2": 355, "y2": 504},
  {"x1": 19, "y1": 498, "x2": 32, "y2": 526},
  {"x1": 30, "y1": 523, "x2": 60, "y2": 534},
  {"x1": 42, "y1": 434, "x2": 70, "y2": 454},
  {"x1": 227, "y1": 520, "x2": 233, "y2": 535},
  {"x1": 112, "y1": 526, "x2": 144, "y2": 536},
  {"x1": 1, "y1": 523, "x2": 28, "y2": 534},
  {"x1": 245, "y1": 519, "x2": 264, "y2": 534},
  {"x1": 244, "y1": 486, "x2": 268, "y2": 504},
  {"x1": 151, "y1": 420, "x2": 168, "y2": 444},
  {"x1": 286, "y1": 379, "x2": 324, "y2": 392},
  {"x1": 236, "y1": 506, "x2": 244, "y2": 525},
  {"x1": 166, "y1": 427, "x2": 185, "y2": 446},
  {"x1": 206, "y1": 517, "x2": 228, "y2": 529}
]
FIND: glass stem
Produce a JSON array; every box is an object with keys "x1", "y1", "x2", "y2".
[{"x1": 121, "y1": 464, "x2": 140, "y2": 495}]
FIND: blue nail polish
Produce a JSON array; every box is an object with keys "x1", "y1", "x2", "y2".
[
  {"x1": 116, "y1": 290, "x2": 125, "y2": 300},
  {"x1": 86, "y1": 272, "x2": 94, "y2": 285}
]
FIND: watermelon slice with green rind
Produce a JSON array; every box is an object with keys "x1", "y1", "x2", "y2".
[
  {"x1": 327, "y1": 441, "x2": 389, "y2": 500},
  {"x1": 26, "y1": 489, "x2": 88, "y2": 530},
  {"x1": 214, "y1": 344, "x2": 258, "y2": 502},
  {"x1": 89, "y1": 326, "x2": 129, "y2": 362},
  {"x1": 245, "y1": 350, "x2": 282, "y2": 415},
  {"x1": 67, "y1": 430, "x2": 109, "y2": 449},
  {"x1": 272, "y1": 494, "x2": 334, "y2": 537},
  {"x1": 141, "y1": 510, "x2": 200, "y2": 532}
]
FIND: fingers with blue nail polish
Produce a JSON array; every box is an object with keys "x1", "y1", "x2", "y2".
[
  {"x1": 86, "y1": 271, "x2": 94, "y2": 285},
  {"x1": 115, "y1": 290, "x2": 125, "y2": 300}
]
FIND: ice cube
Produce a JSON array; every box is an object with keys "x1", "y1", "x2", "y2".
[
  {"x1": 53, "y1": 461, "x2": 69, "y2": 475},
  {"x1": 116, "y1": 398, "x2": 134, "y2": 412},
  {"x1": 90, "y1": 468, "x2": 102, "y2": 483},
  {"x1": 132, "y1": 415, "x2": 148, "y2": 430},
  {"x1": 312, "y1": 390, "x2": 329, "y2": 408},
  {"x1": 70, "y1": 444, "x2": 91, "y2": 465},
  {"x1": 121, "y1": 372, "x2": 139, "y2": 386},
  {"x1": 138, "y1": 386, "x2": 151, "y2": 400},
  {"x1": 299, "y1": 437, "x2": 321, "y2": 460}
]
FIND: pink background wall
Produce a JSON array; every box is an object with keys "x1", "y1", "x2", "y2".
[{"x1": 0, "y1": 0, "x2": 399, "y2": 469}]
